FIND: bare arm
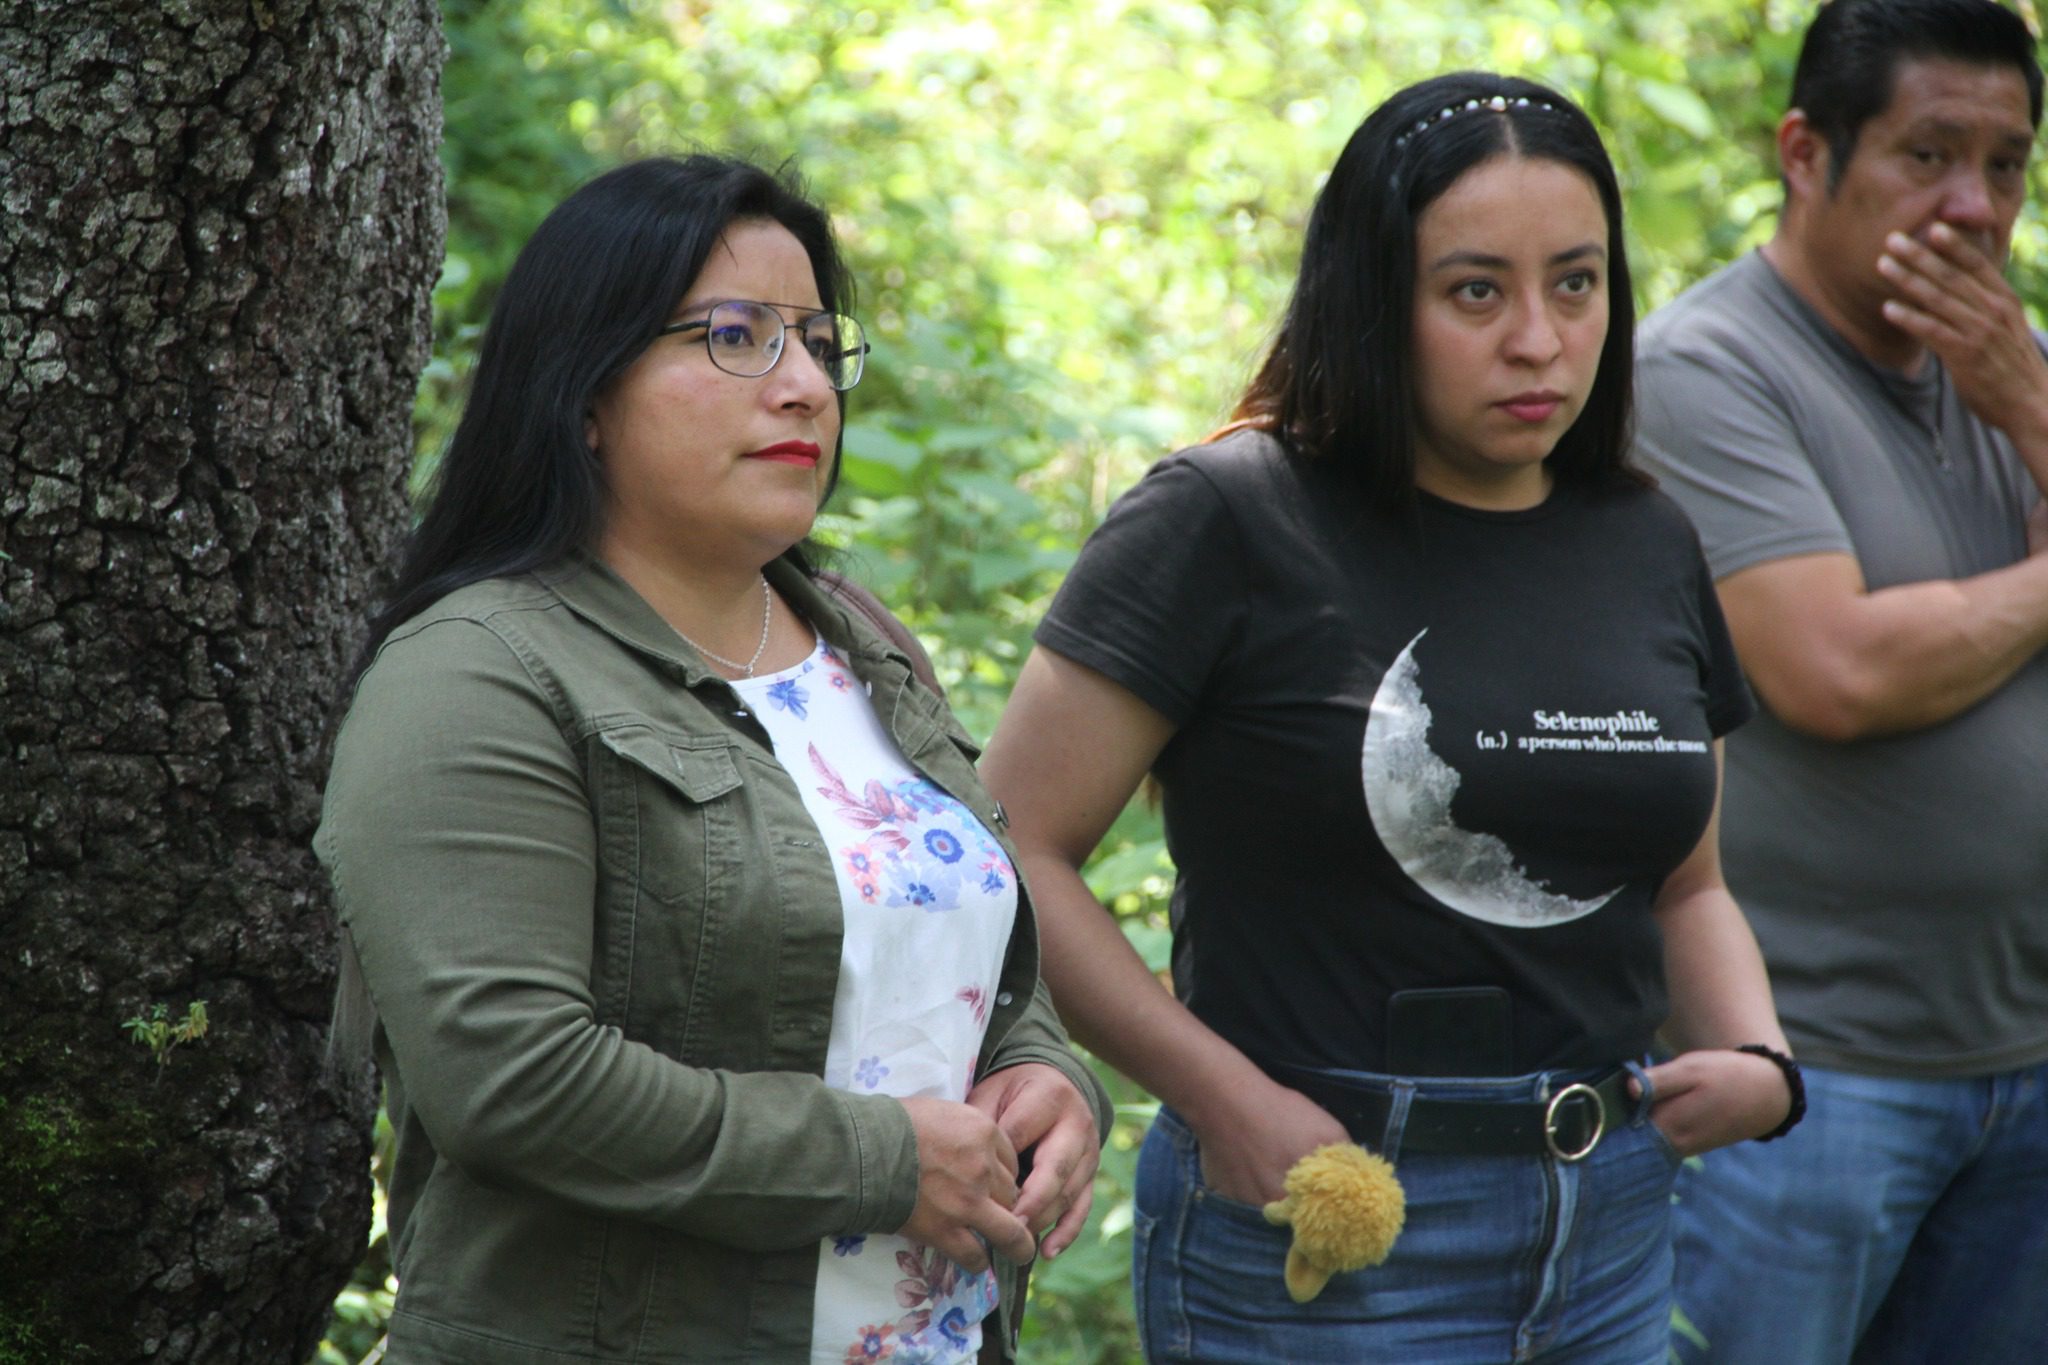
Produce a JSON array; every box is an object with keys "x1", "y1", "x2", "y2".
[
  {"x1": 1717, "y1": 547, "x2": 2048, "y2": 740},
  {"x1": 1654, "y1": 747, "x2": 1784, "y2": 1055},
  {"x1": 1722, "y1": 219, "x2": 2048, "y2": 741},
  {"x1": 1640, "y1": 744, "x2": 1795, "y2": 1155},
  {"x1": 980, "y1": 647, "x2": 1347, "y2": 1206}
]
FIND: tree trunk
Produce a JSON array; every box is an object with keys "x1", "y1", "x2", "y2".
[{"x1": 0, "y1": 2, "x2": 442, "y2": 1360}]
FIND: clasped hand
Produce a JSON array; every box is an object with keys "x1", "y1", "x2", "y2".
[{"x1": 897, "y1": 1063, "x2": 1100, "y2": 1272}]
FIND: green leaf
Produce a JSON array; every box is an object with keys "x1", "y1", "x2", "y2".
[
  {"x1": 968, "y1": 548, "x2": 1037, "y2": 595},
  {"x1": 836, "y1": 452, "x2": 911, "y2": 495},
  {"x1": 1098, "y1": 406, "x2": 1185, "y2": 443},
  {"x1": 1636, "y1": 79, "x2": 1716, "y2": 139},
  {"x1": 841, "y1": 422, "x2": 925, "y2": 473},
  {"x1": 1672, "y1": 1304, "x2": 1709, "y2": 1349},
  {"x1": 1030, "y1": 1216, "x2": 1133, "y2": 1295},
  {"x1": 926, "y1": 423, "x2": 1008, "y2": 453},
  {"x1": 1084, "y1": 839, "x2": 1171, "y2": 900}
]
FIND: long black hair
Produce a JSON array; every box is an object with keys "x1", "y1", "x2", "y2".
[
  {"x1": 1227, "y1": 72, "x2": 1640, "y2": 515},
  {"x1": 343, "y1": 154, "x2": 853, "y2": 695}
]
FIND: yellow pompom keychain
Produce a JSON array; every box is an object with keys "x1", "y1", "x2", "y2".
[{"x1": 1260, "y1": 1143, "x2": 1407, "y2": 1303}]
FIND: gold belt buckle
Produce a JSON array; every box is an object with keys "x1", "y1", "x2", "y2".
[{"x1": 1544, "y1": 1082, "x2": 1605, "y2": 1163}]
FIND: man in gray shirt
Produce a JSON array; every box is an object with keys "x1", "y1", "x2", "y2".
[{"x1": 1634, "y1": 1, "x2": 2048, "y2": 1360}]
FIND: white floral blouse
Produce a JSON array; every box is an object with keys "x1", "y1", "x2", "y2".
[{"x1": 732, "y1": 638, "x2": 1017, "y2": 1365}]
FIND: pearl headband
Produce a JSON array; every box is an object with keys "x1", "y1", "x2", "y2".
[{"x1": 1393, "y1": 93, "x2": 1559, "y2": 149}]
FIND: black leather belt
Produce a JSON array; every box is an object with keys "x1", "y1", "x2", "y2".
[{"x1": 1264, "y1": 1061, "x2": 1633, "y2": 1162}]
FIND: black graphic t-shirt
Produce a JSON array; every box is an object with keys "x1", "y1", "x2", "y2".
[{"x1": 1036, "y1": 431, "x2": 1754, "y2": 1073}]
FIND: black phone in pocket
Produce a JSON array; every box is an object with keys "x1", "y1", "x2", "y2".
[{"x1": 1385, "y1": 986, "x2": 1513, "y2": 1077}]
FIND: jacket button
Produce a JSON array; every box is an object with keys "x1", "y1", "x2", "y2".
[{"x1": 995, "y1": 991, "x2": 1013, "y2": 1007}]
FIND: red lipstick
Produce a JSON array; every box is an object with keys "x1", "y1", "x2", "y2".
[{"x1": 744, "y1": 440, "x2": 821, "y2": 466}]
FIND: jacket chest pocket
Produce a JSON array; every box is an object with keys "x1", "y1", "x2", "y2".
[{"x1": 590, "y1": 725, "x2": 748, "y2": 1050}]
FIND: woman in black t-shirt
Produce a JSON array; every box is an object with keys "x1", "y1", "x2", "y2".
[{"x1": 982, "y1": 73, "x2": 1800, "y2": 1361}]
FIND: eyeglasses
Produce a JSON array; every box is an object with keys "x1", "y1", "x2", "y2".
[{"x1": 659, "y1": 300, "x2": 869, "y2": 392}]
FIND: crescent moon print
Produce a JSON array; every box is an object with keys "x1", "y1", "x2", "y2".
[{"x1": 1362, "y1": 630, "x2": 1619, "y2": 927}]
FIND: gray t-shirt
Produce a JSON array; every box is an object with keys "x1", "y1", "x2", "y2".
[{"x1": 1635, "y1": 251, "x2": 2048, "y2": 1079}]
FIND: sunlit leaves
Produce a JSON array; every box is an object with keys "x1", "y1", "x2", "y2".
[
  {"x1": 428, "y1": 0, "x2": 2048, "y2": 989},
  {"x1": 385, "y1": 2, "x2": 2048, "y2": 1356}
]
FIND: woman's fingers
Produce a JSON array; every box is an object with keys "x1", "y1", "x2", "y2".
[
  {"x1": 1021, "y1": 1122, "x2": 1098, "y2": 1257},
  {"x1": 974, "y1": 1204, "x2": 1038, "y2": 1266},
  {"x1": 1039, "y1": 1179, "x2": 1097, "y2": 1259},
  {"x1": 965, "y1": 1062, "x2": 1104, "y2": 1256},
  {"x1": 897, "y1": 1097, "x2": 1036, "y2": 1266},
  {"x1": 1646, "y1": 1049, "x2": 1795, "y2": 1155},
  {"x1": 929, "y1": 1200, "x2": 1035, "y2": 1271},
  {"x1": 1636, "y1": 1056, "x2": 1704, "y2": 1102}
]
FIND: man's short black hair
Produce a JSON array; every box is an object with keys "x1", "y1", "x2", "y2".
[{"x1": 1790, "y1": 0, "x2": 2043, "y2": 186}]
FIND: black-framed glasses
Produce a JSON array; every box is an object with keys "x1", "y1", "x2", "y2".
[{"x1": 659, "y1": 300, "x2": 869, "y2": 392}]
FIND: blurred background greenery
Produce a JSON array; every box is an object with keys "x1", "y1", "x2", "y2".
[{"x1": 320, "y1": 1, "x2": 2048, "y2": 1359}]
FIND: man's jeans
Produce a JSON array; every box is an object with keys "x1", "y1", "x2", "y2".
[{"x1": 1671, "y1": 1058, "x2": 2048, "y2": 1364}]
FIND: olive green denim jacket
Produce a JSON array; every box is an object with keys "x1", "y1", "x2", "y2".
[{"x1": 317, "y1": 555, "x2": 1110, "y2": 1364}]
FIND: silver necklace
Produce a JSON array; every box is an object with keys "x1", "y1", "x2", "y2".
[{"x1": 675, "y1": 576, "x2": 773, "y2": 677}]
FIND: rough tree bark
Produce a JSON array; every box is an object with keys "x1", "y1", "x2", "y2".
[{"x1": 0, "y1": 3, "x2": 442, "y2": 1360}]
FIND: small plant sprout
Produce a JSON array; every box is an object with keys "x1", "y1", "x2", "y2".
[{"x1": 123, "y1": 1000, "x2": 210, "y2": 1071}]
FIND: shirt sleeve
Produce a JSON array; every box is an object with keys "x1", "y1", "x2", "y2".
[
  {"x1": 317, "y1": 617, "x2": 919, "y2": 1250},
  {"x1": 1634, "y1": 335, "x2": 1855, "y2": 581},
  {"x1": 1033, "y1": 453, "x2": 1249, "y2": 724}
]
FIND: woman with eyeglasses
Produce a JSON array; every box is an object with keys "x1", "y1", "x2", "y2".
[
  {"x1": 981, "y1": 74, "x2": 1799, "y2": 1360},
  {"x1": 318, "y1": 155, "x2": 1106, "y2": 1365}
]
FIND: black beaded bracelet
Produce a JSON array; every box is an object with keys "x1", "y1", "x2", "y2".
[{"x1": 1736, "y1": 1044, "x2": 1806, "y2": 1141}]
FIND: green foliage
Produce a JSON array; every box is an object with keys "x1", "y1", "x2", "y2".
[
  {"x1": 120, "y1": 1000, "x2": 208, "y2": 1072},
  {"x1": 419, "y1": 0, "x2": 2047, "y2": 718},
  {"x1": 0, "y1": 1097, "x2": 78, "y2": 1365},
  {"x1": 1672, "y1": 1301, "x2": 1710, "y2": 1350},
  {"x1": 328, "y1": 1, "x2": 2048, "y2": 1358},
  {"x1": 1012, "y1": 1081, "x2": 1154, "y2": 1364},
  {"x1": 315, "y1": 1107, "x2": 395, "y2": 1365},
  {"x1": 0, "y1": 1076, "x2": 161, "y2": 1364}
]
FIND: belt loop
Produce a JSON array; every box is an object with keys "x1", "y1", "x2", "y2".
[
  {"x1": 1380, "y1": 1080, "x2": 1417, "y2": 1160},
  {"x1": 1623, "y1": 1059, "x2": 1655, "y2": 1125}
]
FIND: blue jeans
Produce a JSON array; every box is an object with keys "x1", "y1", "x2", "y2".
[
  {"x1": 1671, "y1": 1059, "x2": 2048, "y2": 1364},
  {"x1": 1133, "y1": 1067, "x2": 1680, "y2": 1363}
]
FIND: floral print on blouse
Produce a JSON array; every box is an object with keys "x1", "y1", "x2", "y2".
[{"x1": 732, "y1": 639, "x2": 1016, "y2": 1365}]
